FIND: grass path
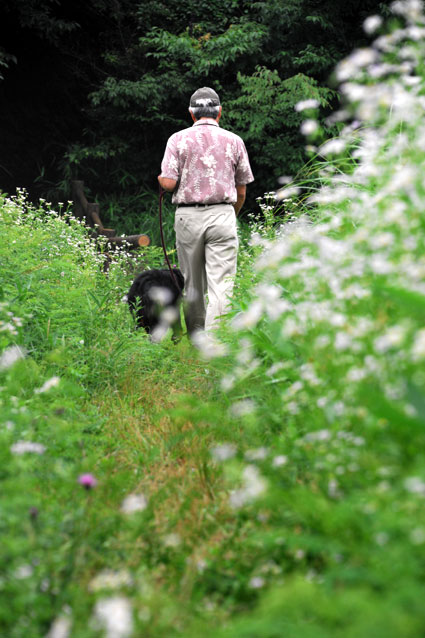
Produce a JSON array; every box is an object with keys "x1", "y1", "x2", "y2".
[{"x1": 86, "y1": 339, "x2": 240, "y2": 634}]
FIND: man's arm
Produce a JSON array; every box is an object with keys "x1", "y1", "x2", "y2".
[
  {"x1": 234, "y1": 184, "x2": 246, "y2": 216},
  {"x1": 158, "y1": 175, "x2": 177, "y2": 192}
]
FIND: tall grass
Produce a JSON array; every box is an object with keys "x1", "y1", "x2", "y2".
[
  {"x1": 3, "y1": 2, "x2": 425, "y2": 637},
  {"x1": 0, "y1": 191, "x2": 215, "y2": 637},
  {"x1": 185, "y1": 2, "x2": 425, "y2": 635},
  {"x1": 99, "y1": 188, "x2": 178, "y2": 249}
]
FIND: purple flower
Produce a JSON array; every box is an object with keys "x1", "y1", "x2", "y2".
[{"x1": 78, "y1": 473, "x2": 98, "y2": 490}]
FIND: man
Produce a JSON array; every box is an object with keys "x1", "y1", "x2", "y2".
[{"x1": 158, "y1": 86, "x2": 254, "y2": 335}]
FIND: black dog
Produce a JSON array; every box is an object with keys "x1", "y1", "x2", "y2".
[{"x1": 127, "y1": 268, "x2": 184, "y2": 341}]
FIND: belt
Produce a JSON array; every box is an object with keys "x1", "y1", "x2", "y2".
[{"x1": 176, "y1": 202, "x2": 231, "y2": 208}]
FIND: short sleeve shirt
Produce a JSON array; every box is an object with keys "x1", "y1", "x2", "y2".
[{"x1": 160, "y1": 119, "x2": 254, "y2": 205}]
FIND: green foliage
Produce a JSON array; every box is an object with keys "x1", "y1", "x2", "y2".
[
  {"x1": 182, "y1": 6, "x2": 425, "y2": 635},
  {"x1": 4, "y1": 5, "x2": 425, "y2": 637},
  {"x1": 206, "y1": 579, "x2": 425, "y2": 638},
  {"x1": 0, "y1": 0, "x2": 390, "y2": 225},
  {"x1": 2, "y1": 0, "x2": 80, "y2": 43},
  {"x1": 0, "y1": 47, "x2": 16, "y2": 80},
  {"x1": 226, "y1": 67, "x2": 337, "y2": 187},
  {"x1": 0, "y1": 190, "x2": 206, "y2": 636}
]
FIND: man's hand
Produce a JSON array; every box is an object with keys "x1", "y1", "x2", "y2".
[
  {"x1": 234, "y1": 184, "x2": 246, "y2": 216},
  {"x1": 158, "y1": 175, "x2": 177, "y2": 192}
]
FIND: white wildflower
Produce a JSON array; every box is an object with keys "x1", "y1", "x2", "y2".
[
  {"x1": 11, "y1": 440, "x2": 46, "y2": 455},
  {"x1": 411, "y1": 329, "x2": 425, "y2": 360},
  {"x1": 245, "y1": 447, "x2": 268, "y2": 461},
  {"x1": 196, "y1": 559, "x2": 207, "y2": 574},
  {"x1": 277, "y1": 175, "x2": 293, "y2": 185},
  {"x1": 287, "y1": 401, "x2": 300, "y2": 414},
  {"x1": 93, "y1": 596, "x2": 133, "y2": 638},
  {"x1": 300, "y1": 119, "x2": 318, "y2": 135},
  {"x1": 391, "y1": 0, "x2": 422, "y2": 20},
  {"x1": 369, "y1": 232, "x2": 394, "y2": 248},
  {"x1": 148, "y1": 286, "x2": 173, "y2": 306},
  {"x1": 89, "y1": 570, "x2": 133, "y2": 592},
  {"x1": 236, "y1": 338, "x2": 255, "y2": 364},
  {"x1": 334, "y1": 332, "x2": 353, "y2": 351},
  {"x1": 275, "y1": 186, "x2": 301, "y2": 201},
  {"x1": 318, "y1": 139, "x2": 346, "y2": 156},
  {"x1": 410, "y1": 528, "x2": 425, "y2": 545},
  {"x1": 346, "y1": 367, "x2": 367, "y2": 382},
  {"x1": 0, "y1": 345, "x2": 25, "y2": 371},
  {"x1": 230, "y1": 399, "x2": 256, "y2": 417},
  {"x1": 272, "y1": 455, "x2": 288, "y2": 467},
  {"x1": 120, "y1": 494, "x2": 148, "y2": 515},
  {"x1": 315, "y1": 335, "x2": 331, "y2": 348},
  {"x1": 255, "y1": 283, "x2": 282, "y2": 303},
  {"x1": 328, "y1": 479, "x2": 341, "y2": 499},
  {"x1": 374, "y1": 325, "x2": 406, "y2": 353},
  {"x1": 191, "y1": 330, "x2": 228, "y2": 358},
  {"x1": 248, "y1": 576, "x2": 265, "y2": 589},
  {"x1": 14, "y1": 564, "x2": 33, "y2": 579},
  {"x1": 163, "y1": 533, "x2": 181, "y2": 547},
  {"x1": 160, "y1": 306, "x2": 178, "y2": 325},
  {"x1": 34, "y1": 376, "x2": 60, "y2": 394},
  {"x1": 229, "y1": 465, "x2": 267, "y2": 509},
  {"x1": 404, "y1": 403, "x2": 417, "y2": 418},
  {"x1": 363, "y1": 15, "x2": 383, "y2": 34},
  {"x1": 46, "y1": 616, "x2": 72, "y2": 638},
  {"x1": 210, "y1": 443, "x2": 237, "y2": 462},
  {"x1": 266, "y1": 362, "x2": 286, "y2": 377},
  {"x1": 370, "y1": 255, "x2": 393, "y2": 274},
  {"x1": 266, "y1": 298, "x2": 292, "y2": 320},
  {"x1": 304, "y1": 429, "x2": 331, "y2": 443},
  {"x1": 404, "y1": 477, "x2": 425, "y2": 496},
  {"x1": 375, "y1": 532, "x2": 389, "y2": 546},
  {"x1": 282, "y1": 317, "x2": 302, "y2": 337},
  {"x1": 150, "y1": 323, "x2": 169, "y2": 343},
  {"x1": 286, "y1": 381, "x2": 303, "y2": 397},
  {"x1": 220, "y1": 375, "x2": 236, "y2": 391},
  {"x1": 294, "y1": 99, "x2": 319, "y2": 112}
]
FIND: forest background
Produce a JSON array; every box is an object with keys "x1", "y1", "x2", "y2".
[{"x1": 0, "y1": 0, "x2": 392, "y2": 230}]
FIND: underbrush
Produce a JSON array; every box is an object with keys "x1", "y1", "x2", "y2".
[
  {"x1": 183, "y1": 3, "x2": 425, "y2": 636},
  {"x1": 0, "y1": 192, "x2": 222, "y2": 637},
  {"x1": 3, "y1": 3, "x2": 425, "y2": 637},
  {"x1": 99, "y1": 188, "x2": 177, "y2": 248}
]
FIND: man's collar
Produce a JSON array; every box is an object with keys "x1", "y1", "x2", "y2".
[{"x1": 193, "y1": 119, "x2": 219, "y2": 127}]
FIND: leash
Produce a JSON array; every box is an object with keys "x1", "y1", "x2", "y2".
[{"x1": 159, "y1": 185, "x2": 182, "y2": 293}]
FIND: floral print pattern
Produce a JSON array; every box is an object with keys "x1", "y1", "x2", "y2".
[{"x1": 160, "y1": 120, "x2": 254, "y2": 205}]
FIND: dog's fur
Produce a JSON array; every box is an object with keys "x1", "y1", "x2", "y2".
[{"x1": 127, "y1": 268, "x2": 184, "y2": 341}]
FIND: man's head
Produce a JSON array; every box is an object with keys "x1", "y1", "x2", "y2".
[{"x1": 189, "y1": 87, "x2": 221, "y2": 121}]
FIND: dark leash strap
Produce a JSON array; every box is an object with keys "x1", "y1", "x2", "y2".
[{"x1": 159, "y1": 185, "x2": 182, "y2": 293}]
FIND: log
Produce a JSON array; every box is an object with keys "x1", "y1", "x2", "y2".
[
  {"x1": 71, "y1": 180, "x2": 89, "y2": 223},
  {"x1": 87, "y1": 203, "x2": 104, "y2": 229},
  {"x1": 98, "y1": 228, "x2": 116, "y2": 238},
  {"x1": 105, "y1": 234, "x2": 150, "y2": 249},
  {"x1": 71, "y1": 180, "x2": 150, "y2": 252}
]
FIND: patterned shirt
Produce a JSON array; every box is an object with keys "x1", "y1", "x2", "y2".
[{"x1": 160, "y1": 119, "x2": 254, "y2": 205}]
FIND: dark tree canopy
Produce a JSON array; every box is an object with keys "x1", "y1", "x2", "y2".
[{"x1": 0, "y1": 0, "x2": 392, "y2": 222}]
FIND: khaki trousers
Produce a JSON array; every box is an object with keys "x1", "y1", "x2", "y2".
[{"x1": 174, "y1": 204, "x2": 238, "y2": 333}]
